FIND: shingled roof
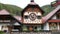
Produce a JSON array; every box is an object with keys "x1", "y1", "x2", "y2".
[
  {"x1": 42, "y1": 5, "x2": 60, "y2": 23},
  {"x1": 0, "y1": 9, "x2": 10, "y2": 15},
  {"x1": 0, "y1": 9, "x2": 22, "y2": 24},
  {"x1": 13, "y1": 16, "x2": 22, "y2": 23}
]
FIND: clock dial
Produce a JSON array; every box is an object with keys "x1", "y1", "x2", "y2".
[{"x1": 29, "y1": 13, "x2": 36, "y2": 21}]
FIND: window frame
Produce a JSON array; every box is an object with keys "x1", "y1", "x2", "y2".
[
  {"x1": 37, "y1": 16, "x2": 41, "y2": 19},
  {"x1": 24, "y1": 15, "x2": 29, "y2": 19}
]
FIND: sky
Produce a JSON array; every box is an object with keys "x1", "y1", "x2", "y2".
[{"x1": 0, "y1": 0, "x2": 55, "y2": 8}]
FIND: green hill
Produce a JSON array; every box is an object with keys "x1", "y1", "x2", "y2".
[
  {"x1": 41, "y1": 5, "x2": 55, "y2": 16},
  {"x1": 0, "y1": 3, "x2": 22, "y2": 16}
]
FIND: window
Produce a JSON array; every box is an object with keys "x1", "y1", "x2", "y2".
[
  {"x1": 33, "y1": 25, "x2": 42, "y2": 31},
  {"x1": 49, "y1": 23, "x2": 58, "y2": 30},
  {"x1": 56, "y1": 11, "x2": 60, "y2": 19},
  {"x1": 34, "y1": 26, "x2": 37, "y2": 31},
  {"x1": 37, "y1": 16, "x2": 41, "y2": 19},
  {"x1": 57, "y1": 14, "x2": 60, "y2": 19},
  {"x1": 24, "y1": 15, "x2": 29, "y2": 19},
  {"x1": 35, "y1": 27, "x2": 37, "y2": 29},
  {"x1": 22, "y1": 25, "x2": 28, "y2": 31},
  {"x1": 37, "y1": 26, "x2": 42, "y2": 31}
]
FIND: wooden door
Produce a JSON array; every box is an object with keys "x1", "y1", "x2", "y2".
[{"x1": 29, "y1": 26, "x2": 33, "y2": 31}]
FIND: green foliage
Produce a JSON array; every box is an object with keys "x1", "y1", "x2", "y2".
[
  {"x1": 0, "y1": 3, "x2": 22, "y2": 16},
  {"x1": 41, "y1": 5, "x2": 55, "y2": 16},
  {"x1": 0, "y1": 31, "x2": 4, "y2": 34}
]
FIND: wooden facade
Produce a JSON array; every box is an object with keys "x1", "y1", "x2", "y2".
[{"x1": 21, "y1": 0, "x2": 44, "y2": 32}]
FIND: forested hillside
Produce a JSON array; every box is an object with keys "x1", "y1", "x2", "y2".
[
  {"x1": 0, "y1": 3, "x2": 55, "y2": 16},
  {"x1": 41, "y1": 5, "x2": 55, "y2": 16},
  {"x1": 0, "y1": 3, "x2": 22, "y2": 16}
]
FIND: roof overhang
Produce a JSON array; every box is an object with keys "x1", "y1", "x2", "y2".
[
  {"x1": 42, "y1": 5, "x2": 60, "y2": 23},
  {"x1": 48, "y1": 19, "x2": 60, "y2": 22}
]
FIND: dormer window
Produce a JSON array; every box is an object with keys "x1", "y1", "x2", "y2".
[
  {"x1": 24, "y1": 15, "x2": 29, "y2": 19},
  {"x1": 37, "y1": 16, "x2": 41, "y2": 19}
]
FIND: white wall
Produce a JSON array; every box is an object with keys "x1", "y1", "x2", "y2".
[
  {"x1": 24, "y1": 12, "x2": 42, "y2": 23},
  {"x1": 51, "y1": 15, "x2": 57, "y2": 19},
  {"x1": 0, "y1": 24, "x2": 10, "y2": 31},
  {"x1": 44, "y1": 23, "x2": 49, "y2": 30},
  {"x1": 0, "y1": 25, "x2": 2, "y2": 31}
]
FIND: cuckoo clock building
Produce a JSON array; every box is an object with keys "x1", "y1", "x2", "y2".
[
  {"x1": 0, "y1": 0, "x2": 60, "y2": 32},
  {"x1": 21, "y1": 0, "x2": 60, "y2": 31},
  {"x1": 21, "y1": 0, "x2": 44, "y2": 31}
]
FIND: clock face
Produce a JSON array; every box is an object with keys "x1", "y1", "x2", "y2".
[{"x1": 29, "y1": 13, "x2": 36, "y2": 21}]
